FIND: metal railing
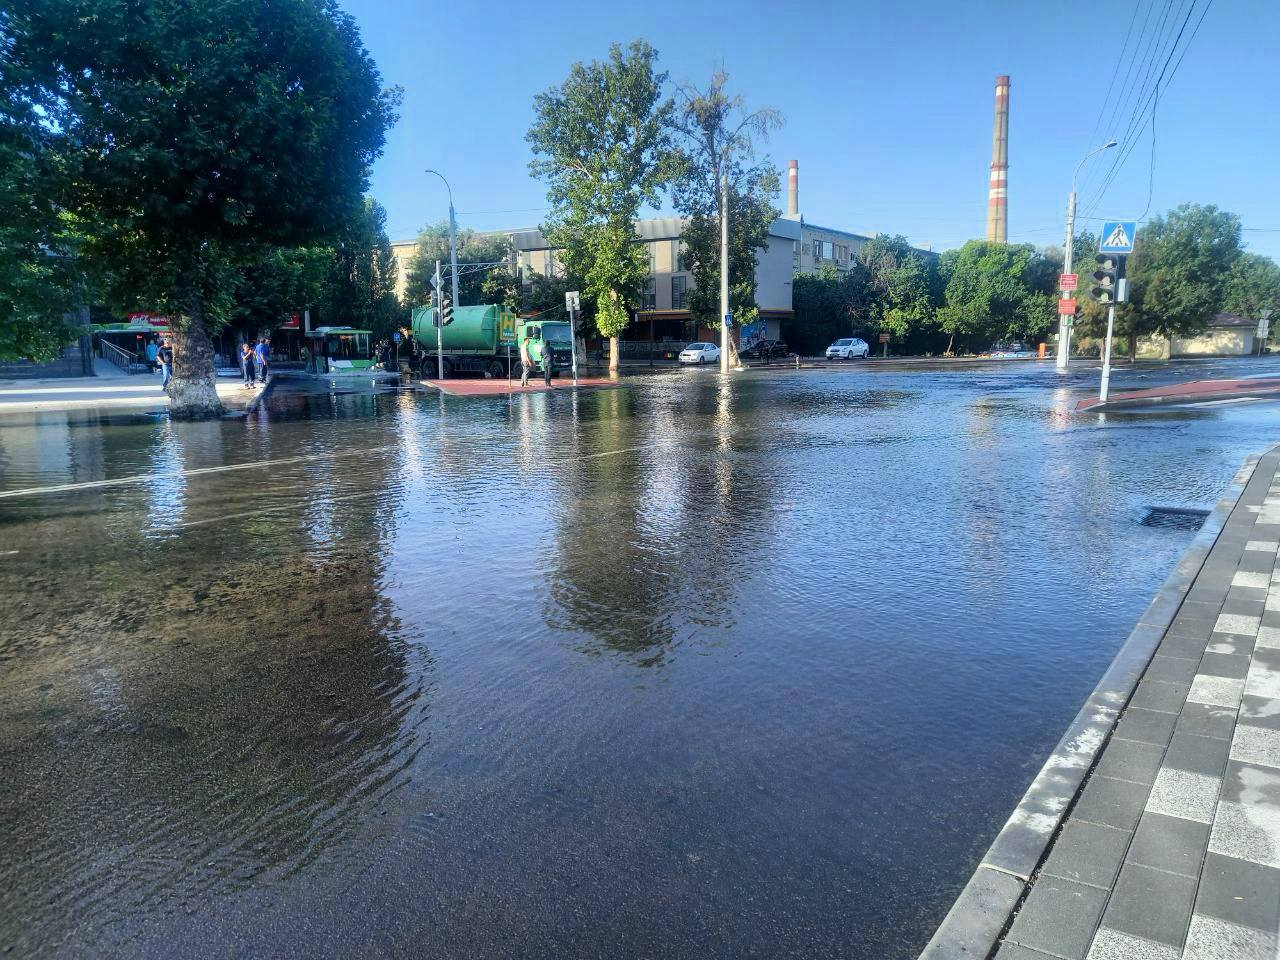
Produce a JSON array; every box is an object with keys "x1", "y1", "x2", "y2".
[{"x1": 100, "y1": 340, "x2": 144, "y2": 374}]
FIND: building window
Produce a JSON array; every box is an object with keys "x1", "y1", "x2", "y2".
[
  {"x1": 546, "y1": 250, "x2": 558, "y2": 277},
  {"x1": 671, "y1": 275, "x2": 687, "y2": 310},
  {"x1": 641, "y1": 279, "x2": 656, "y2": 310},
  {"x1": 671, "y1": 239, "x2": 681, "y2": 272},
  {"x1": 648, "y1": 242, "x2": 657, "y2": 274}
]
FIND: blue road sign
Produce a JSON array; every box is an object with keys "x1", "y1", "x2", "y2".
[
  {"x1": 724, "y1": 313, "x2": 734, "y2": 327},
  {"x1": 1099, "y1": 221, "x2": 1137, "y2": 254},
  {"x1": 392, "y1": 331, "x2": 401, "y2": 343}
]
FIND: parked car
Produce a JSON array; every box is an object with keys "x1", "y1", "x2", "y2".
[
  {"x1": 825, "y1": 337, "x2": 870, "y2": 360},
  {"x1": 679, "y1": 342, "x2": 721, "y2": 365},
  {"x1": 740, "y1": 338, "x2": 789, "y2": 360}
]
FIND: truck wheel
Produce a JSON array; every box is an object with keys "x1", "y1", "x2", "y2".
[
  {"x1": 440, "y1": 358, "x2": 452, "y2": 379},
  {"x1": 487, "y1": 359, "x2": 505, "y2": 379}
]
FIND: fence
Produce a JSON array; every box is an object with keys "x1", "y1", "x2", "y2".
[{"x1": 0, "y1": 336, "x2": 95, "y2": 380}]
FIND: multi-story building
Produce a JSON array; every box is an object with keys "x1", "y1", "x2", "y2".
[{"x1": 389, "y1": 216, "x2": 799, "y2": 344}]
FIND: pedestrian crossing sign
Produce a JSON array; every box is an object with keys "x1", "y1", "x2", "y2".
[{"x1": 1099, "y1": 220, "x2": 1137, "y2": 254}]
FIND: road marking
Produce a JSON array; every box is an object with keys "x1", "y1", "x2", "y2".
[{"x1": 0, "y1": 446, "x2": 399, "y2": 501}]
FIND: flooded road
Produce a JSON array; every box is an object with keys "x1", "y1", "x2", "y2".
[{"x1": 1, "y1": 358, "x2": 1277, "y2": 959}]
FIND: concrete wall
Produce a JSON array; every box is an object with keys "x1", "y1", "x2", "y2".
[
  {"x1": 755, "y1": 231, "x2": 797, "y2": 313},
  {"x1": 797, "y1": 225, "x2": 870, "y2": 274},
  {"x1": 1139, "y1": 329, "x2": 1255, "y2": 359}
]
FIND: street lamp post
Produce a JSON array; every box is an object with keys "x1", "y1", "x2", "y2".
[
  {"x1": 425, "y1": 169, "x2": 460, "y2": 314},
  {"x1": 719, "y1": 168, "x2": 730, "y2": 374},
  {"x1": 1056, "y1": 140, "x2": 1117, "y2": 371}
]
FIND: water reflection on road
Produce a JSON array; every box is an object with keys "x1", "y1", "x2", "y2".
[{"x1": 0, "y1": 358, "x2": 1277, "y2": 959}]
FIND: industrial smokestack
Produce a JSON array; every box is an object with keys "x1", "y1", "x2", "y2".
[
  {"x1": 787, "y1": 160, "x2": 799, "y2": 218},
  {"x1": 986, "y1": 75, "x2": 1009, "y2": 243}
]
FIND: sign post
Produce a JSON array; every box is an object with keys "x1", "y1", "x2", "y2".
[
  {"x1": 565, "y1": 291, "x2": 581, "y2": 385},
  {"x1": 879, "y1": 331, "x2": 890, "y2": 357},
  {"x1": 1094, "y1": 223, "x2": 1136, "y2": 405},
  {"x1": 433, "y1": 261, "x2": 444, "y2": 380},
  {"x1": 1259, "y1": 308, "x2": 1273, "y2": 356}
]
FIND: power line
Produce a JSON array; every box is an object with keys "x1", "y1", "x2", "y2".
[{"x1": 1083, "y1": 0, "x2": 1213, "y2": 217}]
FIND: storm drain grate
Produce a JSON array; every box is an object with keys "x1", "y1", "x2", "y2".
[{"x1": 1141, "y1": 506, "x2": 1211, "y2": 531}]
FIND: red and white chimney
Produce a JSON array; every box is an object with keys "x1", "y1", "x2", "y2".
[
  {"x1": 986, "y1": 75, "x2": 1010, "y2": 243},
  {"x1": 787, "y1": 159, "x2": 799, "y2": 218}
]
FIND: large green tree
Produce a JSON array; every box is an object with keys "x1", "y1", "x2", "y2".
[
  {"x1": 0, "y1": 21, "x2": 84, "y2": 362},
  {"x1": 6, "y1": 0, "x2": 398, "y2": 416},
  {"x1": 935, "y1": 241, "x2": 1055, "y2": 354},
  {"x1": 672, "y1": 71, "x2": 781, "y2": 351},
  {"x1": 1224, "y1": 252, "x2": 1280, "y2": 323},
  {"x1": 403, "y1": 223, "x2": 512, "y2": 308},
  {"x1": 527, "y1": 40, "x2": 682, "y2": 376},
  {"x1": 1117, "y1": 204, "x2": 1243, "y2": 357},
  {"x1": 856, "y1": 235, "x2": 939, "y2": 349},
  {"x1": 317, "y1": 197, "x2": 402, "y2": 340}
]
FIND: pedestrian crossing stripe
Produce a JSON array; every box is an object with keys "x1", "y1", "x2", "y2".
[{"x1": 1104, "y1": 223, "x2": 1130, "y2": 249}]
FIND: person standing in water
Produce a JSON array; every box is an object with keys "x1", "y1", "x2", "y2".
[{"x1": 240, "y1": 342, "x2": 256, "y2": 388}]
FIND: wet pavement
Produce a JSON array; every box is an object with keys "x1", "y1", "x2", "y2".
[{"x1": 1, "y1": 357, "x2": 1278, "y2": 959}]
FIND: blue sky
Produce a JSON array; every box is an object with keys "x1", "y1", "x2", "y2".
[{"x1": 345, "y1": 0, "x2": 1280, "y2": 261}]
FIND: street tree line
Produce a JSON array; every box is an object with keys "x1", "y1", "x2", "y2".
[
  {"x1": 791, "y1": 204, "x2": 1280, "y2": 357},
  {"x1": 1, "y1": 0, "x2": 400, "y2": 417}
]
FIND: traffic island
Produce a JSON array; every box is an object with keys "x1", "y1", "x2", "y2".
[
  {"x1": 922, "y1": 447, "x2": 1280, "y2": 960},
  {"x1": 1076, "y1": 377, "x2": 1280, "y2": 412},
  {"x1": 418, "y1": 377, "x2": 625, "y2": 397}
]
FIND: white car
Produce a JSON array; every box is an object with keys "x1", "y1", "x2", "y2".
[
  {"x1": 826, "y1": 337, "x2": 870, "y2": 360},
  {"x1": 679, "y1": 342, "x2": 721, "y2": 365}
]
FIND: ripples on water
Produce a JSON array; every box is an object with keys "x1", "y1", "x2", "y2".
[{"x1": 0, "y1": 359, "x2": 1277, "y2": 959}]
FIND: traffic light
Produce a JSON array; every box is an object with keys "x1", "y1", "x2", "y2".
[
  {"x1": 1090, "y1": 254, "x2": 1121, "y2": 304},
  {"x1": 441, "y1": 297, "x2": 454, "y2": 326}
]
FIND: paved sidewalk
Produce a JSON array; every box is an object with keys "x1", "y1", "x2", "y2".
[
  {"x1": 995, "y1": 447, "x2": 1280, "y2": 960},
  {"x1": 0, "y1": 376, "x2": 254, "y2": 413}
]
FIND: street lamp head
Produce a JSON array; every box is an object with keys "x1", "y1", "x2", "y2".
[{"x1": 1104, "y1": 139, "x2": 1118, "y2": 149}]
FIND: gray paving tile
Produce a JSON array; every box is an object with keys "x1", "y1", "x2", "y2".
[
  {"x1": 1209, "y1": 761, "x2": 1280, "y2": 868},
  {"x1": 1183, "y1": 914, "x2": 1278, "y2": 960},
  {"x1": 1131, "y1": 680, "x2": 1191, "y2": 715},
  {"x1": 1176, "y1": 702, "x2": 1237, "y2": 740},
  {"x1": 1222, "y1": 599, "x2": 1267, "y2": 620},
  {"x1": 1187, "y1": 674, "x2": 1245, "y2": 709},
  {"x1": 1086, "y1": 927, "x2": 1179, "y2": 959},
  {"x1": 1095, "y1": 738, "x2": 1166, "y2": 785},
  {"x1": 1147, "y1": 768, "x2": 1221, "y2": 824},
  {"x1": 1199, "y1": 651, "x2": 1252, "y2": 680},
  {"x1": 1231, "y1": 724, "x2": 1280, "y2": 769},
  {"x1": 996, "y1": 943, "x2": 1061, "y2": 960},
  {"x1": 1164, "y1": 732, "x2": 1232, "y2": 778},
  {"x1": 1194, "y1": 852, "x2": 1280, "y2": 933},
  {"x1": 1128, "y1": 811, "x2": 1210, "y2": 877},
  {"x1": 1006, "y1": 875, "x2": 1108, "y2": 960},
  {"x1": 1245, "y1": 647, "x2": 1280, "y2": 699},
  {"x1": 1042, "y1": 819, "x2": 1131, "y2": 889},
  {"x1": 1100, "y1": 861, "x2": 1197, "y2": 948},
  {"x1": 1073, "y1": 775, "x2": 1150, "y2": 831},
  {"x1": 1116, "y1": 707, "x2": 1178, "y2": 746},
  {"x1": 1214, "y1": 613, "x2": 1261, "y2": 637},
  {"x1": 1205, "y1": 633, "x2": 1254, "y2": 656},
  {"x1": 1144, "y1": 654, "x2": 1200, "y2": 685},
  {"x1": 1159, "y1": 632, "x2": 1212, "y2": 659}
]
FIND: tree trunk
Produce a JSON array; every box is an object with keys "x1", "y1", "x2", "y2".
[
  {"x1": 169, "y1": 297, "x2": 224, "y2": 420},
  {"x1": 609, "y1": 336, "x2": 620, "y2": 379},
  {"x1": 1127, "y1": 332, "x2": 1138, "y2": 363},
  {"x1": 945, "y1": 333, "x2": 955, "y2": 356}
]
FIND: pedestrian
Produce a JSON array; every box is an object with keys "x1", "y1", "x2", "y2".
[
  {"x1": 519, "y1": 334, "x2": 533, "y2": 387},
  {"x1": 543, "y1": 342, "x2": 553, "y2": 387},
  {"x1": 145, "y1": 338, "x2": 159, "y2": 372},
  {"x1": 156, "y1": 338, "x2": 174, "y2": 389},
  {"x1": 240, "y1": 342, "x2": 256, "y2": 388},
  {"x1": 254, "y1": 337, "x2": 270, "y2": 383}
]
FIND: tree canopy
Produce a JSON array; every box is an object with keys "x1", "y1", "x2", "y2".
[
  {"x1": 5, "y1": 0, "x2": 399, "y2": 414},
  {"x1": 527, "y1": 40, "x2": 682, "y2": 373}
]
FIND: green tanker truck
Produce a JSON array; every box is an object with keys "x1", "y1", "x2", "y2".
[{"x1": 409, "y1": 304, "x2": 574, "y2": 379}]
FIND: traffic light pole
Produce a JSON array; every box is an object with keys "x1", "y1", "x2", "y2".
[
  {"x1": 1099, "y1": 303, "x2": 1116, "y2": 403},
  {"x1": 1056, "y1": 191, "x2": 1077, "y2": 370},
  {"x1": 435, "y1": 260, "x2": 444, "y2": 381}
]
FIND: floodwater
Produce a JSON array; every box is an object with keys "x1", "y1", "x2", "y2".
[{"x1": 1, "y1": 358, "x2": 1277, "y2": 959}]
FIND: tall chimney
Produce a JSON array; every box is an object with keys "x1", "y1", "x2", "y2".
[
  {"x1": 787, "y1": 159, "x2": 799, "y2": 218},
  {"x1": 986, "y1": 75, "x2": 1009, "y2": 243}
]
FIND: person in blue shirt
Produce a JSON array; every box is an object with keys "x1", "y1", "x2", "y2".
[
  {"x1": 253, "y1": 337, "x2": 270, "y2": 383},
  {"x1": 145, "y1": 338, "x2": 159, "y2": 372}
]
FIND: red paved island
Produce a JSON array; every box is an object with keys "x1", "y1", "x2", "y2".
[{"x1": 1077, "y1": 377, "x2": 1280, "y2": 412}]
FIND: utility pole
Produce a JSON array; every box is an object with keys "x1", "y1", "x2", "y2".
[
  {"x1": 719, "y1": 167, "x2": 730, "y2": 374},
  {"x1": 1057, "y1": 140, "x2": 1117, "y2": 371},
  {"x1": 434, "y1": 259, "x2": 444, "y2": 381}
]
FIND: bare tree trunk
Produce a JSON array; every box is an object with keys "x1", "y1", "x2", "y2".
[
  {"x1": 1127, "y1": 332, "x2": 1138, "y2": 363},
  {"x1": 169, "y1": 296, "x2": 224, "y2": 420},
  {"x1": 608, "y1": 336, "x2": 620, "y2": 379},
  {"x1": 945, "y1": 333, "x2": 955, "y2": 356}
]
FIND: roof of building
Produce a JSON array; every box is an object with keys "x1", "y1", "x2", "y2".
[{"x1": 1210, "y1": 312, "x2": 1255, "y2": 328}]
